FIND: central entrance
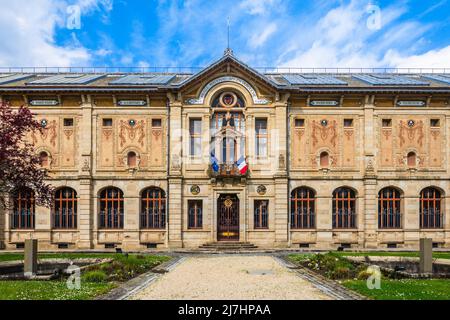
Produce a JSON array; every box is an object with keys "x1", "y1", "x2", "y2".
[{"x1": 217, "y1": 194, "x2": 240, "y2": 241}]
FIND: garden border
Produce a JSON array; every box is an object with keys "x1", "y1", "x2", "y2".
[
  {"x1": 275, "y1": 256, "x2": 368, "y2": 300},
  {"x1": 96, "y1": 256, "x2": 185, "y2": 300}
]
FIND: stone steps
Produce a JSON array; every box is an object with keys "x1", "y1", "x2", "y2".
[{"x1": 199, "y1": 242, "x2": 258, "y2": 251}]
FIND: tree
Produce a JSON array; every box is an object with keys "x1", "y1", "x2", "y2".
[{"x1": 0, "y1": 102, "x2": 53, "y2": 208}]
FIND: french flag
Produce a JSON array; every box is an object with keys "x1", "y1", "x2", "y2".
[
  {"x1": 236, "y1": 156, "x2": 248, "y2": 175},
  {"x1": 210, "y1": 153, "x2": 219, "y2": 173}
]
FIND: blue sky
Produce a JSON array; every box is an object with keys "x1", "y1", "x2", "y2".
[{"x1": 0, "y1": 0, "x2": 449, "y2": 68}]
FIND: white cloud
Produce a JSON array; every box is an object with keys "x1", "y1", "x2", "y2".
[
  {"x1": 240, "y1": 0, "x2": 282, "y2": 15},
  {"x1": 249, "y1": 23, "x2": 277, "y2": 48},
  {"x1": 384, "y1": 46, "x2": 450, "y2": 68},
  {"x1": 277, "y1": 0, "x2": 446, "y2": 69},
  {"x1": 0, "y1": 0, "x2": 112, "y2": 67}
]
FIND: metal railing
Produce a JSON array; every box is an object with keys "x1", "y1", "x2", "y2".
[{"x1": 0, "y1": 66, "x2": 449, "y2": 75}]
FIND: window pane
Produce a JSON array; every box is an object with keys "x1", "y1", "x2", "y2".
[
  {"x1": 191, "y1": 137, "x2": 202, "y2": 156},
  {"x1": 190, "y1": 119, "x2": 202, "y2": 134},
  {"x1": 257, "y1": 137, "x2": 267, "y2": 157},
  {"x1": 255, "y1": 119, "x2": 267, "y2": 134}
]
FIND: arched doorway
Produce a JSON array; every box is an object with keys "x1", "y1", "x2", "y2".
[{"x1": 217, "y1": 194, "x2": 240, "y2": 241}]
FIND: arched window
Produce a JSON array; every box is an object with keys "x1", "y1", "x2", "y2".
[
  {"x1": 39, "y1": 151, "x2": 49, "y2": 167},
  {"x1": 11, "y1": 188, "x2": 35, "y2": 229},
  {"x1": 320, "y1": 152, "x2": 329, "y2": 167},
  {"x1": 332, "y1": 188, "x2": 357, "y2": 229},
  {"x1": 53, "y1": 188, "x2": 77, "y2": 229},
  {"x1": 420, "y1": 187, "x2": 443, "y2": 229},
  {"x1": 127, "y1": 151, "x2": 137, "y2": 167},
  {"x1": 140, "y1": 188, "x2": 166, "y2": 229},
  {"x1": 99, "y1": 187, "x2": 124, "y2": 229},
  {"x1": 407, "y1": 152, "x2": 416, "y2": 167},
  {"x1": 378, "y1": 187, "x2": 402, "y2": 229},
  {"x1": 291, "y1": 187, "x2": 316, "y2": 229}
]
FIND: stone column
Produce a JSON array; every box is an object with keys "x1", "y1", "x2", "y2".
[
  {"x1": 167, "y1": 96, "x2": 183, "y2": 248},
  {"x1": 362, "y1": 95, "x2": 378, "y2": 248},
  {"x1": 274, "y1": 177, "x2": 288, "y2": 247},
  {"x1": 419, "y1": 238, "x2": 433, "y2": 273},
  {"x1": 24, "y1": 239, "x2": 38, "y2": 278},
  {"x1": 273, "y1": 95, "x2": 289, "y2": 247},
  {"x1": 77, "y1": 95, "x2": 94, "y2": 249}
]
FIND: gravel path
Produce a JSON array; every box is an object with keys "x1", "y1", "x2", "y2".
[{"x1": 131, "y1": 255, "x2": 333, "y2": 300}]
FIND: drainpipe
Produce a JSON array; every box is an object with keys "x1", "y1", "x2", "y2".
[
  {"x1": 287, "y1": 97, "x2": 292, "y2": 247},
  {"x1": 165, "y1": 95, "x2": 171, "y2": 248}
]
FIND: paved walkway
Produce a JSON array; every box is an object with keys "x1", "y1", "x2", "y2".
[{"x1": 131, "y1": 255, "x2": 333, "y2": 300}]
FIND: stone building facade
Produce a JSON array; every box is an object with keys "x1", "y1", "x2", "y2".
[{"x1": 1, "y1": 52, "x2": 450, "y2": 250}]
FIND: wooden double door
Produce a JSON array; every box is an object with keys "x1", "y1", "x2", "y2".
[{"x1": 217, "y1": 194, "x2": 240, "y2": 241}]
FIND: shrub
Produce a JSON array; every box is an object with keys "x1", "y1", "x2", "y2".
[
  {"x1": 357, "y1": 270, "x2": 373, "y2": 280},
  {"x1": 82, "y1": 270, "x2": 108, "y2": 283}
]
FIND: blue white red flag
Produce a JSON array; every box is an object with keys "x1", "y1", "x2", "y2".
[
  {"x1": 236, "y1": 156, "x2": 248, "y2": 175},
  {"x1": 210, "y1": 153, "x2": 219, "y2": 172}
]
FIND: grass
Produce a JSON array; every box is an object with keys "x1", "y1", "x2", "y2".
[
  {"x1": 0, "y1": 280, "x2": 115, "y2": 300},
  {"x1": 343, "y1": 279, "x2": 450, "y2": 300},
  {"x1": 0, "y1": 253, "x2": 171, "y2": 300},
  {"x1": 333, "y1": 251, "x2": 450, "y2": 260},
  {"x1": 0, "y1": 253, "x2": 117, "y2": 263}
]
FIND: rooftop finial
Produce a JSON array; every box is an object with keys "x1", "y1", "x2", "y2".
[{"x1": 224, "y1": 17, "x2": 233, "y2": 56}]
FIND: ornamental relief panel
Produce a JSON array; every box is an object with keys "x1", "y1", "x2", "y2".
[
  {"x1": 291, "y1": 117, "x2": 358, "y2": 170},
  {"x1": 118, "y1": 120, "x2": 145, "y2": 148},
  {"x1": 98, "y1": 117, "x2": 165, "y2": 170},
  {"x1": 379, "y1": 117, "x2": 444, "y2": 170},
  {"x1": 27, "y1": 116, "x2": 78, "y2": 170}
]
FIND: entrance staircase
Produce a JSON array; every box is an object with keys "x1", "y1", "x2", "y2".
[{"x1": 199, "y1": 242, "x2": 258, "y2": 251}]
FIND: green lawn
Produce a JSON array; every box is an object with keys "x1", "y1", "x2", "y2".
[
  {"x1": 0, "y1": 280, "x2": 115, "y2": 300},
  {"x1": 343, "y1": 279, "x2": 450, "y2": 300},
  {"x1": 0, "y1": 253, "x2": 117, "y2": 263},
  {"x1": 333, "y1": 251, "x2": 450, "y2": 260},
  {"x1": 0, "y1": 253, "x2": 171, "y2": 300}
]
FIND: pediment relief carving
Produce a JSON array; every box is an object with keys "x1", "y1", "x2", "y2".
[{"x1": 186, "y1": 76, "x2": 271, "y2": 105}]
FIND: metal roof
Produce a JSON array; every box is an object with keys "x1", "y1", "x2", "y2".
[
  {"x1": 352, "y1": 74, "x2": 430, "y2": 86},
  {"x1": 0, "y1": 74, "x2": 34, "y2": 85},
  {"x1": 109, "y1": 74, "x2": 176, "y2": 85},
  {"x1": 27, "y1": 74, "x2": 106, "y2": 85},
  {"x1": 422, "y1": 74, "x2": 450, "y2": 85},
  {"x1": 281, "y1": 74, "x2": 348, "y2": 85}
]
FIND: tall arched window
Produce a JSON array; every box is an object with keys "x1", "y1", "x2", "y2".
[
  {"x1": 53, "y1": 188, "x2": 77, "y2": 229},
  {"x1": 141, "y1": 188, "x2": 166, "y2": 229},
  {"x1": 99, "y1": 187, "x2": 124, "y2": 229},
  {"x1": 378, "y1": 187, "x2": 402, "y2": 229},
  {"x1": 291, "y1": 187, "x2": 316, "y2": 229},
  {"x1": 320, "y1": 152, "x2": 329, "y2": 167},
  {"x1": 407, "y1": 152, "x2": 416, "y2": 167},
  {"x1": 127, "y1": 151, "x2": 137, "y2": 167},
  {"x1": 332, "y1": 188, "x2": 357, "y2": 229},
  {"x1": 420, "y1": 187, "x2": 443, "y2": 229},
  {"x1": 11, "y1": 188, "x2": 35, "y2": 229}
]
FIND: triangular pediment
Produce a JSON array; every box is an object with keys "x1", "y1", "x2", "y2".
[{"x1": 178, "y1": 51, "x2": 280, "y2": 105}]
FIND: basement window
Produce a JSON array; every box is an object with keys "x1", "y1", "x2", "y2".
[
  {"x1": 16, "y1": 243, "x2": 25, "y2": 249},
  {"x1": 387, "y1": 243, "x2": 398, "y2": 249}
]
